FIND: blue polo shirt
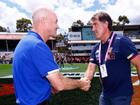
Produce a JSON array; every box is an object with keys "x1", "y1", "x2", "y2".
[
  {"x1": 90, "y1": 33, "x2": 139, "y2": 97},
  {"x1": 13, "y1": 31, "x2": 59, "y2": 105}
]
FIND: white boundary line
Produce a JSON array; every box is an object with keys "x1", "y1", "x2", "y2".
[{"x1": 0, "y1": 71, "x2": 138, "y2": 79}]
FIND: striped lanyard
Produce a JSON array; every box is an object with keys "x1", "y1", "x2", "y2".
[{"x1": 98, "y1": 32, "x2": 115, "y2": 64}]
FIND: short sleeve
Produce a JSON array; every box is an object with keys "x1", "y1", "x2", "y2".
[
  {"x1": 31, "y1": 42, "x2": 59, "y2": 77},
  {"x1": 120, "y1": 36, "x2": 139, "y2": 60},
  {"x1": 89, "y1": 44, "x2": 99, "y2": 64}
]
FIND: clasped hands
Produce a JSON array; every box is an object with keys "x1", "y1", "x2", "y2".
[{"x1": 79, "y1": 77, "x2": 91, "y2": 91}]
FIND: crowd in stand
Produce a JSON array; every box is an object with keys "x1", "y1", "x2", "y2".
[
  {"x1": 54, "y1": 53, "x2": 89, "y2": 65},
  {"x1": 0, "y1": 51, "x2": 89, "y2": 64},
  {"x1": 0, "y1": 52, "x2": 13, "y2": 64}
]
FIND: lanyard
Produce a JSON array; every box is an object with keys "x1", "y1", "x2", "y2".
[{"x1": 98, "y1": 32, "x2": 115, "y2": 64}]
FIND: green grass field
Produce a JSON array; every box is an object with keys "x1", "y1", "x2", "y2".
[
  {"x1": 0, "y1": 77, "x2": 101, "y2": 105},
  {"x1": 0, "y1": 63, "x2": 89, "y2": 77},
  {"x1": 0, "y1": 63, "x2": 87, "y2": 77},
  {"x1": 0, "y1": 64, "x2": 12, "y2": 77},
  {"x1": 0, "y1": 63, "x2": 138, "y2": 105},
  {"x1": 0, "y1": 63, "x2": 101, "y2": 105},
  {"x1": 0, "y1": 63, "x2": 137, "y2": 77},
  {"x1": 60, "y1": 63, "x2": 88, "y2": 72}
]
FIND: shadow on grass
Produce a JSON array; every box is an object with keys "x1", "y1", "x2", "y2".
[{"x1": 0, "y1": 78, "x2": 101, "y2": 105}]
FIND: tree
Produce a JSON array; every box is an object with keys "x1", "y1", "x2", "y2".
[
  {"x1": 71, "y1": 20, "x2": 84, "y2": 32},
  {"x1": 56, "y1": 34, "x2": 67, "y2": 53},
  {"x1": 56, "y1": 33, "x2": 71, "y2": 54},
  {"x1": 0, "y1": 26, "x2": 7, "y2": 32},
  {"x1": 56, "y1": 33, "x2": 64, "y2": 42},
  {"x1": 72, "y1": 20, "x2": 84, "y2": 27},
  {"x1": 118, "y1": 15, "x2": 129, "y2": 25},
  {"x1": 113, "y1": 15, "x2": 130, "y2": 26},
  {"x1": 112, "y1": 21, "x2": 119, "y2": 26},
  {"x1": 87, "y1": 20, "x2": 92, "y2": 25},
  {"x1": 16, "y1": 18, "x2": 32, "y2": 32}
]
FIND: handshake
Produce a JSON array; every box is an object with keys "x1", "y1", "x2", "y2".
[
  {"x1": 51, "y1": 75, "x2": 91, "y2": 94},
  {"x1": 79, "y1": 77, "x2": 91, "y2": 91}
]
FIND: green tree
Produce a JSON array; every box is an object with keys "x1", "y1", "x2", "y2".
[
  {"x1": 56, "y1": 34, "x2": 66, "y2": 53},
  {"x1": 87, "y1": 20, "x2": 92, "y2": 25},
  {"x1": 112, "y1": 21, "x2": 119, "y2": 26},
  {"x1": 72, "y1": 20, "x2": 84, "y2": 27},
  {"x1": 0, "y1": 26, "x2": 7, "y2": 32},
  {"x1": 113, "y1": 15, "x2": 130, "y2": 26},
  {"x1": 118, "y1": 15, "x2": 130, "y2": 25},
  {"x1": 56, "y1": 33, "x2": 64, "y2": 42},
  {"x1": 56, "y1": 34, "x2": 71, "y2": 54},
  {"x1": 16, "y1": 18, "x2": 32, "y2": 32}
]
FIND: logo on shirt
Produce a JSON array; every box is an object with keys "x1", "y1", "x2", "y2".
[{"x1": 107, "y1": 47, "x2": 116, "y2": 60}]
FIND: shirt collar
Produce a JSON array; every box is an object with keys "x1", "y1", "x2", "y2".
[
  {"x1": 102, "y1": 32, "x2": 113, "y2": 45},
  {"x1": 28, "y1": 31, "x2": 43, "y2": 41}
]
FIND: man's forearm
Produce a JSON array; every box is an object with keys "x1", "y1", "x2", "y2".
[
  {"x1": 62, "y1": 77, "x2": 81, "y2": 90},
  {"x1": 84, "y1": 63, "x2": 96, "y2": 81},
  {"x1": 84, "y1": 70, "x2": 94, "y2": 81},
  {"x1": 47, "y1": 71, "x2": 89, "y2": 92},
  {"x1": 135, "y1": 61, "x2": 140, "y2": 81},
  {"x1": 62, "y1": 76, "x2": 90, "y2": 91},
  {"x1": 137, "y1": 69, "x2": 140, "y2": 81}
]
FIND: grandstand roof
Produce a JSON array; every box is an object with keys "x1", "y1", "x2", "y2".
[
  {"x1": 0, "y1": 32, "x2": 55, "y2": 40},
  {"x1": 0, "y1": 32, "x2": 25, "y2": 40}
]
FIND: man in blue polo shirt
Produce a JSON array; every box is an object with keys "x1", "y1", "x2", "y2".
[
  {"x1": 84, "y1": 12, "x2": 140, "y2": 105},
  {"x1": 13, "y1": 6, "x2": 90, "y2": 105}
]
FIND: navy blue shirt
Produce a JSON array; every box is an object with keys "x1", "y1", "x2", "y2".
[
  {"x1": 13, "y1": 31, "x2": 59, "y2": 105},
  {"x1": 90, "y1": 33, "x2": 139, "y2": 97}
]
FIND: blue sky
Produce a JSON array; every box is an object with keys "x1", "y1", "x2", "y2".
[{"x1": 0, "y1": 0, "x2": 140, "y2": 32}]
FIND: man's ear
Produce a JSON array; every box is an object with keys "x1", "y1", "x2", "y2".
[
  {"x1": 105, "y1": 21, "x2": 108, "y2": 25},
  {"x1": 104, "y1": 21, "x2": 109, "y2": 28}
]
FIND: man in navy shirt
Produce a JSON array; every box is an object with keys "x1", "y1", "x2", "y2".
[
  {"x1": 13, "y1": 6, "x2": 90, "y2": 105},
  {"x1": 84, "y1": 12, "x2": 140, "y2": 105}
]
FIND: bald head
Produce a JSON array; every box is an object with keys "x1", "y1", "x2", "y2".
[
  {"x1": 32, "y1": 6, "x2": 56, "y2": 23},
  {"x1": 31, "y1": 6, "x2": 58, "y2": 41}
]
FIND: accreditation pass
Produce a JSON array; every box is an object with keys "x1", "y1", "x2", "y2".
[{"x1": 100, "y1": 64, "x2": 108, "y2": 78}]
